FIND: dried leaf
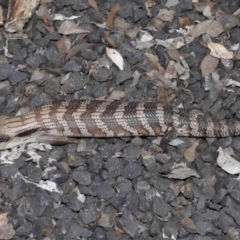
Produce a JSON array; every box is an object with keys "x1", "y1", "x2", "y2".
[
  {"x1": 0, "y1": 223, "x2": 15, "y2": 239},
  {"x1": 167, "y1": 49, "x2": 180, "y2": 62},
  {"x1": 156, "y1": 37, "x2": 185, "y2": 50},
  {"x1": 53, "y1": 14, "x2": 81, "y2": 21},
  {"x1": 65, "y1": 43, "x2": 94, "y2": 62},
  {"x1": 106, "y1": 47, "x2": 124, "y2": 70},
  {"x1": 0, "y1": 6, "x2": 3, "y2": 26},
  {"x1": 178, "y1": 16, "x2": 191, "y2": 28},
  {"x1": 184, "y1": 140, "x2": 199, "y2": 163},
  {"x1": 35, "y1": 3, "x2": 52, "y2": 24},
  {"x1": 164, "y1": 60, "x2": 177, "y2": 80},
  {"x1": 207, "y1": 42, "x2": 234, "y2": 59},
  {"x1": 194, "y1": 1, "x2": 220, "y2": 12},
  {"x1": 217, "y1": 147, "x2": 240, "y2": 175},
  {"x1": 156, "y1": 85, "x2": 176, "y2": 104},
  {"x1": 180, "y1": 217, "x2": 196, "y2": 231},
  {"x1": 169, "y1": 138, "x2": 184, "y2": 146},
  {"x1": 132, "y1": 39, "x2": 155, "y2": 50},
  {"x1": 221, "y1": 78, "x2": 240, "y2": 88},
  {"x1": 156, "y1": 9, "x2": 175, "y2": 21},
  {"x1": 106, "y1": 2, "x2": 119, "y2": 29},
  {"x1": 125, "y1": 26, "x2": 142, "y2": 39},
  {"x1": 167, "y1": 167, "x2": 200, "y2": 179},
  {"x1": 233, "y1": 8, "x2": 240, "y2": 17},
  {"x1": 0, "y1": 213, "x2": 8, "y2": 226},
  {"x1": 152, "y1": 18, "x2": 164, "y2": 30},
  {"x1": 58, "y1": 20, "x2": 89, "y2": 35},
  {"x1": 114, "y1": 17, "x2": 131, "y2": 31},
  {"x1": 190, "y1": 20, "x2": 224, "y2": 38},
  {"x1": 140, "y1": 31, "x2": 154, "y2": 42},
  {"x1": 200, "y1": 55, "x2": 219, "y2": 77},
  {"x1": 88, "y1": 0, "x2": 98, "y2": 10},
  {"x1": 107, "y1": 90, "x2": 125, "y2": 100},
  {"x1": 55, "y1": 36, "x2": 71, "y2": 54},
  {"x1": 5, "y1": 0, "x2": 40, "y2": 32},
  {"x1": 101, "y1": 32, "x2": 116, "y2": 48}
]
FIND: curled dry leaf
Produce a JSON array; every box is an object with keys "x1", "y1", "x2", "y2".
[
  {"x1": 189, "y1": 20, "x2": 224, "y2": 38},
  {"x1": 207, "y1": 42, "x2": 234, "y2": 59},
  {"x1": 106, "y1": 2, "x2": 119, "y2": 29},
  {"x1": 217, "y1": 147, "x2": 240, "y2": 175},
  {"x1": 200, "y1": 55, "x2": 219, "y2": 77},
  {"x1": 156, "y1": 37, "x2": 185, "y2": 50},
  {"x1": 156, "y1": 9, "x2": 175, "y2": 21},
  {"x1": 184, "y1": 140, "x2": 199, "y2": 163},
  {"x1": 5, "y1": 0, "x2": 40, "y2": 32},
  {"x1": 58, "y1": 20, "x2": 89, "y2": 35},
  {"x1": 106, "y1": 47, "x2": 124, "y2": 70}
]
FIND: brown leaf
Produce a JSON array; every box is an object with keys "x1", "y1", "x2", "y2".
[
  {"x1": 65, "y1": 43, "x2": 95, "y2": 62},
  {"x1": 180, "y1": 217, "x2": 196, "y2": 230},
  {"x1": 101, "y1": 32, "x2": 116, "y2": 48},
  {"x1": 190, "y1": 20, "x2": 224, "y2": 38},
  {"x1": 58, "y1": 20, "x2": 89, "y2": 35},
  {"x1": 113, "y1": 17, "x2": 131, "y2": 31},
  {"x1": 178, "y1": 16, "x2": 190, "y2": 28},
  {"x1": 35, "y1": 4, "x2": 52, "y2": 24},
  {"x1": 88, "y1": 0, "x2": 98, "y2": 10},
  {"x1": 55, "y1": 36, "x2": 71, "y2": 54},
  {"x1": 184, "y1": 140, "x2": 199, "y2": 163},
  {"x1": 125, "y1": 26, "x2": 142, "y2": 39},
  {"x1": 106, "y1": 2, "x2": 119, "y2": 29},
  {"x1": 167, "y1": 49, "x2": 180, "y2": 62},
  {"x1": 200, "y1": 55, "x2": 219, "y2": 77},
  {"x1": 42, "y1": 22, "x2": 55, "y2": 33}
]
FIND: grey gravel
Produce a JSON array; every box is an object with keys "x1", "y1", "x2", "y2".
[{"x1": 1, "y1": 1, "x2": 240, "y2": 239}]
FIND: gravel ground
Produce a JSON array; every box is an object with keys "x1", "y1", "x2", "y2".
[{"x1": 1, "y1": 0, "x2": 240, "y2": 239}]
